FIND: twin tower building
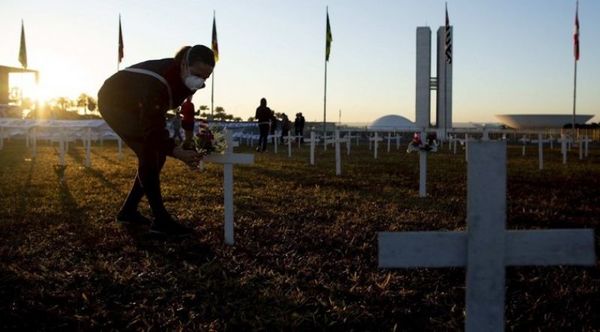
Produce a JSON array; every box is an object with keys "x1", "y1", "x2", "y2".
[{"x1": 415, "y1": 26, "x2": 453, "y2": 136}]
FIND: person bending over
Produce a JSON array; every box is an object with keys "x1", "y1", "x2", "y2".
[{"x1": 98, "y1": 45, "x2": 214, "y2": 236}]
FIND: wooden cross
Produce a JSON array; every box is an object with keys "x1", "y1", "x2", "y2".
[
  {"x1": 378, "y1": 141, "x2": 595, "y2": 331},
  {"x1": 202, "y1": 130, "x2": 254, "y2": 245}
]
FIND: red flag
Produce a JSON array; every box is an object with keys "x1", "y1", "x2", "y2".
[
  {"x1": 118, "y1": 15, "x2": 124, "y2": 64},
  {"x1": 574, "y1": 1, "x2": 580, "y2": 61}
]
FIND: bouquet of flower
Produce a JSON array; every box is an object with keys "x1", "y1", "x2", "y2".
[
  {"x1": 193, "y1": 121, "x2": 227, "y2": 156},
  {"x1": 407, "y1": 132, "x2": 438, "y2": 153}
]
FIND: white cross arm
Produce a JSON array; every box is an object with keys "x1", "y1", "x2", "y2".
[
  {"x1": 378, "y1": 232, "x2": 466, "y2": 268},
  {"x1": 506, "y1": 229, "x2": 595, "y2": 266},
  {"x1": 378, "y1": 229, "x2": 595, "y2": 268},
  {"x1": 203, "y1": 153, "x2": 254, "y2": 165}
]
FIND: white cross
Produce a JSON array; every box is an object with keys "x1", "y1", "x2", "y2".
[
  {"x1": 282, "y1": 132, "x2": 295, "y2": 157},
  {"x1": 369, "y1": 132, "x2": 383, "y2": 159},
  {"x1": 557, "y1": 134, "x2": 571, "y2": 165},
  {"x1": 518, "y1": 135, "x2": 530, "y2": 156},
  {"x1": 84, "y1": 127, "x2": 94, "y2": 168},
  {"x1": 30, "y1": 126, "x2": 37, "y2": 158},
  {"x1": 305, "y1": 131, "x2": 320, "y2": 165},
  {"x1": 378, "y1": 141, "x2": 595, "y2": 332},
  {"x1": 202, "y1": 130, "x2": 254, "y2": 245},
  {"x1": 418, "y1": 131, "x2": 428, "y2": 198},
  {"x1": 332, "y1": 130, "x2": 348, "y2": 176},
  {"x1": 386, "y1": 133, "x2": 395, "y2": 153},
  {"x1": 531, "y1": 133, "x2": 550, "y2": 170},
  {"x1": 580, "y1": 136, "x2": 592, "y2": 158}
]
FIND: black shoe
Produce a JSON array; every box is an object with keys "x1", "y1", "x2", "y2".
[
  {"x1": 149, "y1": 216, "x2": 193, "y2": 237},
  {"x1": 116, "y1": 210, "x2": 151, "y2": 226}
]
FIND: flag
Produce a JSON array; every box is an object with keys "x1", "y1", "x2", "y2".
[
  {"x1": 212, "y1": 13, "x2": 219, "y2": 62},
  {"x1": 445, "y1": 3, "x2": 452, "y2": 64},
  {"x1": 574, "y1": 1, "x2": 580, "y2": 61},
  {"x1": 19, "y1": 20, "x2": 27, "y2": 69},
  {"x1": 325, "y1": 10, "x2": 332, "y2": 61},
  {"x1": 118, "y1": 15, "x2": 124, "y2": 64}
]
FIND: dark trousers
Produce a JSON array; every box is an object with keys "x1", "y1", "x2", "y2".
[
  {"x1": 295, "y1": 128, "x2": 304, "y2": 143},
  {"x1": 99, "y1": 103, "x2": 170, "y2": 219},
  {"x1": 258, "y1": 123, "x2": 269, "y2": 151}
]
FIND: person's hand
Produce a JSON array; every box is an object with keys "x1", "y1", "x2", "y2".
[{"x1": 172, "y1": 146, "x2": 202, "y2": 168}]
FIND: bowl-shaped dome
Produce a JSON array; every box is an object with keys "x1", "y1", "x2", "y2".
[
  {"x1": 495, "y1": 114, "x2": 594, "y2": 129},
  {"x1": 368, "y1": 115, "x2": 415, "y2": 130}
]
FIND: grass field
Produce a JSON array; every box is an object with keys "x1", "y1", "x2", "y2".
[{"x1": 1, "y1": 139, "x2": 599, "y2": 330}]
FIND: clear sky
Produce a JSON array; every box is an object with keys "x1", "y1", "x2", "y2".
[{"x1": 1, "y1": 0, "x2": 598, "y2": 123}]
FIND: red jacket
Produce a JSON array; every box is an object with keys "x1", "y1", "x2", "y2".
[{"x1": 181, "y1": 100, "x2": 195, "y2": 123}]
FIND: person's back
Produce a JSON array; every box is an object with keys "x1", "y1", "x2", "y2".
[{"x1": 255, "y1": 98, "x2": 271, "y2": 152}]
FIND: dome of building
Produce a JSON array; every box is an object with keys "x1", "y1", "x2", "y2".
[
  {"x1": 368, "y1": 115, "x2": 415, "y2": 130},
  {"x1": 495, "y1": 114, "x2": 595, "y2": 129}
]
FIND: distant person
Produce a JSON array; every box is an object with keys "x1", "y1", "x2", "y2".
[
  {"x1": 294, "y1": 112, "x2": 305, "y2": 143},
  {"x1": 181, "y1": 96, "x2": 197, "y2": 149},
  {"x1": 255, "y1": 98, "x2": 272, "y2": 152},
  {"x1": 280, "y1": 113, "x2": 291, "y2": 142},
  {"x1": 98, "y1": 45, "x2": 215, "y2": 236},
  {"x1": 171, "y1": 110, "x2": 183, "y2": 142}
]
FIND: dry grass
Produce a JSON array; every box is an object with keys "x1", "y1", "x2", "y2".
[{"x1": 0, "y1": 139, "x2": 598, "y2": 331}]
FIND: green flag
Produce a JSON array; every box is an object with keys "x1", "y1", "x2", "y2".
[
  {"x1": 325, "y1": 11, "x2": 332, "y2": 61},
  {"x1": 19, "y1": 20, "x2": 27, "y2": 69}
]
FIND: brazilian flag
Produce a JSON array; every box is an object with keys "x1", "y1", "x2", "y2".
[{"x1": 325, "y1": 11, "x2": 332, "y2": 61}]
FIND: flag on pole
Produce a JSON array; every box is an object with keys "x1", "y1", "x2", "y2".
[
  {"x1": 212, "y1": 12, "x2": 219, "y2": 62},
  {"x1": 445, "y1": 3, "x2": 452, "y2": 64},
  {"x1": 325, "y1": 10, "x2": 333, "y2": 61},
  {"x1": 118, "y1": 15, "x2": 124, "y2": 64},
  {"x1": 574, "y1": 1, "x2": 580, "y2": 61},
  {"x1": 19, "y1": 20, "x2": 27, "y2": 69}
]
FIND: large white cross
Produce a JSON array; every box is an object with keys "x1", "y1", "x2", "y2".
[
  {"x1": 202, "y1": 130, "x2": 254, "y2": 245},
  {"x1": 378, "y1": 141, "x2": 595, "y2": 331},
  {"x1": 282, "y1": 132, "x2": 296, "y2": 157}
]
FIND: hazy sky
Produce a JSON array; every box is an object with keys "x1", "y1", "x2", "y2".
[{"x1": 1, "y1": 0, "x2": 598, "y2": 123}]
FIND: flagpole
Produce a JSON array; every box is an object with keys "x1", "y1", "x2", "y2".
[
  {"x1": 324, "y1": 51, "x2": 328, "y2": 138},
  {"x1": 572, "y1": 54, "x2": 577, "y2": 139},
  {"x1": 323, "y1": 7, "x2": 329, "y2": 139},
  {"x1": 572, "y1": 0, "x2": 579, "y2": 139},
  {"x1": 211, "y1": 71, "x2": 215, "y2": 120}
]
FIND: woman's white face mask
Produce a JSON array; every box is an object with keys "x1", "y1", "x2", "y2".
[
  {"x1": 184, "y1": 74, "x2": 205, "y2": 91},
  {"x1": 182, "y1": 47, "x2": 207, "y2": 91}
]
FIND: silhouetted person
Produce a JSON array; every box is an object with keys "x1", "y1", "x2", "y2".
[
  {"x1": 255, "y1": 98, "x2": 272, "y2": 152},
  {"x1": 98, "y1": 45, "x2": 215, "y2": 236},
  {"x1": 280, "y1": 113, "x2": 291, "y2": 143},
  {"x1": 294, "y1": 112, "x2": 305, "y2": 143}
]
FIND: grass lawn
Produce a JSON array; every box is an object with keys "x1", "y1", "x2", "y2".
[{"x1": 1, "y1": 139, "x2": 599, "y2": 330}]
